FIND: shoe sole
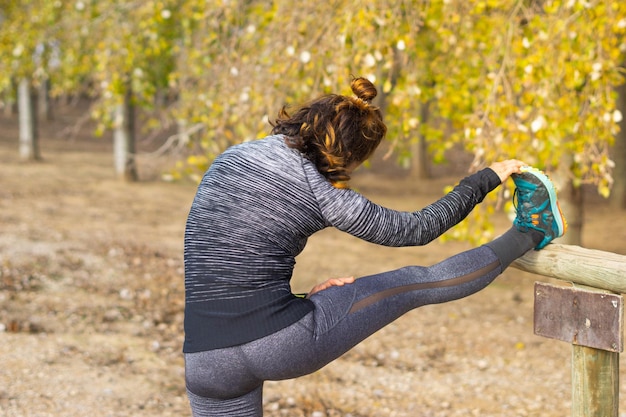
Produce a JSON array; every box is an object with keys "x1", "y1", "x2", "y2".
[{"x1": 519, "y1": 166, "x2": 567, "y2": 239}]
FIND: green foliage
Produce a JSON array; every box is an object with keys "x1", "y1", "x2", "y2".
[
  {"x1": 1, "y1": 0, "x2": 624, "y2": 243},
  {"x1": 0, "y1": 0, "x2": 66, "y2": 88},
  {"x1": 425, "y1": 0, "x2": 626, "y2": 242}
]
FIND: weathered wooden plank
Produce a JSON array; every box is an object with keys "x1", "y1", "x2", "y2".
[
  {"x1": 512, "y1": 244, "x2": 626, "y2": 293},
  {"x1": 534, "y1": 282, "x2": 623, "y2": 352}
]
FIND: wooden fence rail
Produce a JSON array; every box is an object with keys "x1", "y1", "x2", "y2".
[
  {"x1": 511, "y1": 244, "x2": 626, "y2": 417},
  {"x1": 512, "y1": 244, "x2": 626, "y2": 292}
]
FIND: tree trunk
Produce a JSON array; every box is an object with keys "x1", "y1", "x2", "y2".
[
  {"x1": 609, "y1": 76, "x2": 626, "y2": 209},
  {"x1": 411, "y1": 100, "x2": 431, "y2": 179},
  {"x1": 113, "y1": 88, "x2": 138, "y2": 182},
  {"x1": 38, "y1": 77, "x2": 54, "y2": 121},
  {"x1": 552, "y1": 153, "x2": 583, "y2": 246},
  {"x1": 3, "y1": 82, "x2": 16, "y2": 116},
  {"x1": 18, "y1": 78, "x2": 41, "y2": 161}
]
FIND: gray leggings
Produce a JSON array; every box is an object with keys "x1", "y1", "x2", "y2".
[{"x1": 184, "y1": 234, "x2": 536, "y2": 416}]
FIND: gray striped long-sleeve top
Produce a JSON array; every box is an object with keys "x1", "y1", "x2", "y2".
[{"x1": 183, "y1": 135, "x2": 501, "y2": 352}]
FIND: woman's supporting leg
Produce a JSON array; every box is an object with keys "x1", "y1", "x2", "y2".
[{"x1": 186, "y1": 384, "x2": 263, "y2": 417}]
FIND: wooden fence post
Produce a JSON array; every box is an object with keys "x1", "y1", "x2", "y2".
[
  {"x1": 512, "y1": 244, "x2": 626, "y2": 417},
  {"x1": 572, "y1": 345, "x2": 619, "y2": 417}
]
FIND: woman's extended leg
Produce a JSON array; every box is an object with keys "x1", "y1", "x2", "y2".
[
  {"x1": 185, "y1": 232, "x2": 534, "y2": 416},
  {"x1": 241, "y1": 227, "x2": 543, "y2": 380},
  {"x1": 185, "y1": 226, "x2": 540, "y2": 397}
]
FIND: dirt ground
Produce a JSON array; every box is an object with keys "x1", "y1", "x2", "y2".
[{"x1": 1, "y1": 105, "x2": 625, "y2": 417}]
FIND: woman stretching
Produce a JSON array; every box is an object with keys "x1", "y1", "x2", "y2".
[{"x1": 183, "y1": 77, "x2": 566, "y2": 416}]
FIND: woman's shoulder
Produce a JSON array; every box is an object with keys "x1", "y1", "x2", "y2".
[
  {"x1": 223, "y1": 134, "x2": 288, "y2": 155},
  {"x1": 214, "y1": 135, "x2": 301, "y2": 172}
]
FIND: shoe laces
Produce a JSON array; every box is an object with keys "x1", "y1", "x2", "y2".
[{"x1": 513, "y1": 187, "x2": 541, "y2": 228}]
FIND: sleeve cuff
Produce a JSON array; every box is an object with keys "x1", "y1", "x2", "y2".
[{"x1": 482, "y1": 167, "x2": 503, "y2": 192}]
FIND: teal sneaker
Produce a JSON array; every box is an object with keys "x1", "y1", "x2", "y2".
[{"x1": 511, "y1": 167, "x2": 567, "y2": 250}]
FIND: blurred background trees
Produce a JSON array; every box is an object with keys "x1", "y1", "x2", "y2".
[{"x1": 1, "y1": 0, "x2": 624, "y2": 244}]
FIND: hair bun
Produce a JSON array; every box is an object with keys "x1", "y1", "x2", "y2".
[{"x1": 350, "y1": 77, "x2": 377, "y2": 103}]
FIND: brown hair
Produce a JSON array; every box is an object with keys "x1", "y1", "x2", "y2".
[{"x1": 270, "y1": 77, "x2": 387, "y2": 187}]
